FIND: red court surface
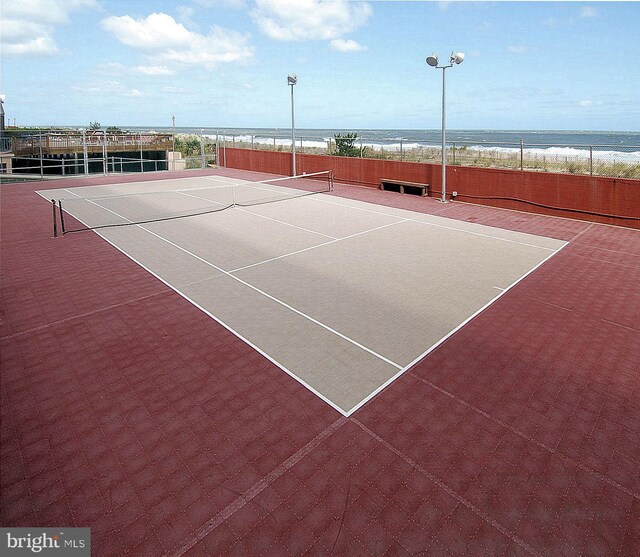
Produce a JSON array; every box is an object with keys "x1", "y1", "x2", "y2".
[{"x1": 2, "y1": 169, "x2": 639, "y2": 556}]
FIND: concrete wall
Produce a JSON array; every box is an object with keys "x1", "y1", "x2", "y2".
[{"x1": 223, "y1": 147, "x2": 640, "y2": 229}]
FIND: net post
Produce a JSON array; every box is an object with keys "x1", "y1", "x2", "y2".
[
  {"x1": 51, "y1": 199, "x2": 58, "y2": 238},
  {"x1": 58, "y1": 200, "x2": 66, "y2": 235},
  {"x1": 330, "y1": 170, "x2": 334, "y2": 192}
]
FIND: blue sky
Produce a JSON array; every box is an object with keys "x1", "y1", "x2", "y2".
[{"x1": 1, "y1": 0, "x2": 639, "y2": 130}]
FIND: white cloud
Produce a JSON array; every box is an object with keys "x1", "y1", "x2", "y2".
[
  {"x1": 251, "y1": 0, "x2": 372, "y2": 41},
  {"x1": 101, "y1": 13, "x2": 194, "y2": 50},
  {"x1": 2, "y1": 0, "x2": 98, "y2": 25},
  {"x1": 95, "y1": 62, "x2": 175, "y2": 77},
  {"x1": 1, "y1": 0, "x2": 98, "y2": 56},
  {"x1": 133, "y1": 65, "x2": 175, "y2": 76},
  {"x1": 70, "y1": 80, "x2": 145, "y2": 98},
  {"x1": 1, "y1": 31, "x2": 59, "y2": 56},
  {"x1": 330, "y1": 39, "x2": 367, "y2": 52},
  {"x1": 580, "y1": 7, "x2": 598, "y2": 18},
  {"x1": 100, "y1": 12, "x2": 254, "y2": 68},
  {"x1": 195, "y1": 0, "x2": 246, "y2": 7}
]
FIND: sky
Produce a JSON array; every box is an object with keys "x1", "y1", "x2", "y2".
[{"x1": 1, "y1": 0, "x2": 639, "y2": 131}]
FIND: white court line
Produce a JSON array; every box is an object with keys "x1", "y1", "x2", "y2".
[
  {"x1": 57, "y1": 176, "x2": 558, "y2": 251},
  {"x1": 309, "y1": 195, "x2": 560, "y2": 251},
  {"x1": 60, "y1": 183, "x2": 236, "y2": 200},
  {"x1": 236, "y1": 207, "x2": 338, "y2": 240},
  {"x1": 179, "y1": 190, "x2": 338, "y2": 241},
  {"x1": 58, "y1": 186, "x2": 407, "y2": 274},
  {"x1": 203, "y1": 179, "x2": 560, "y2": 251},
  {"x1": 344, "y1": 241, "x2": 569, "y2": 415},
  {"x1": 44, "y1": 185, "x2": 569, "y2": 416},
  {"x1": 140, "y1": 226, "x2": 403, "y2": 371},
  {"x1": 53, "y1": 180, "x2": 243, "y2": 203},
  {"x1": 56, "y1": 210, "x2": 349, "y2": 416},
  {"x1": 61, "y1": 195, "x2": 403, "y2": 370},
  {"x1": 228, "y1": 219, "x2": 409, "y2": 274},
  {"x1": 203, "y1": 175, "x2": 247, "y2": 182},
  {"x1": 42, "y1": 194, "x2": 390, "y2": 415},
  {"x1": 183, "y1": 181, "x2": 413, "y2": 274}
]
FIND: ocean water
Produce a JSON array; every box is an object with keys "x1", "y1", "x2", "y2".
[{"x1": 128, "y1": 127, "x2": 640, "y2": 163}]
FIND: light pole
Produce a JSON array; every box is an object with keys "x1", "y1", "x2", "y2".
[
  {"x1": 172, "y1": 115, "x2": 176, "y2": 152},
  {"x1": 426, "y1": 51, "x2": 464, "y2": 203},
  {"x1": 288, "y1": 74, "x2": 297, "y2": 176}
]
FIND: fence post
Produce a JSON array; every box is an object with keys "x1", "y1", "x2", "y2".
[
  {"x1": 589, "y1": 146, "x2": 593, "y2": 176},
  {"x1": 520, "y1": 139, "x2": 524, "y2": 171},
  {"x1": 200, "y1": 130, "x2": 205, "y2": 169},
  {"x1": 400, "y1": 140, "x2": 403, "y2": 161},
  {"x1": 453, "y1": 143, "x2": 456, "y2": 165},
  {"x1": 103, "y1": 130, "x2": 108, "y2": 174},
  {"x1": 360, "y1": 135, "x2": 363, "y2": 158},
  {"x1": 82, "y1": 130, "x2": 89, "y2": 175},
  {"x1": 140, "y1": 134, "x2": 144, "y2": 172},
  {"x1": 251, "y1": 135, "x2": 254, "y2": 150},
  {"x1": 39, "y1": 132, "x2": 44, "y2": 178}
]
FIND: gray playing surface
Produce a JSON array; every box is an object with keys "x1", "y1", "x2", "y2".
[{"x1": 40, "y1": 176, "x2": 566, "y2": 414}]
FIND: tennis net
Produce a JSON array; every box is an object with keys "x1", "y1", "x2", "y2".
[{"x1": 58, "y1": 170, "x2": 334, "y2": 234}]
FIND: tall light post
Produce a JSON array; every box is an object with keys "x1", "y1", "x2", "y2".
[
  {"x1": 287, "y1": 74, "x2": 297, "y2": 176},
  {"x1": 172, "y1": 115, "x2": 176, "y2": 152},
  {"x1": 426, "y1": 51, "x2": 464, "y2": 203}
]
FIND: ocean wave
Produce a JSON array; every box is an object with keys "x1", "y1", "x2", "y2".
[
  {"x1": 465, "y1": 145, "x2": 640, "y2": 163},
  {"x1": 201, "y1": 133, "x2": 640, "y2": 162}
]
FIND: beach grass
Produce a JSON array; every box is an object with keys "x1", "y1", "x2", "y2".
[{"x1": 180, "y1": 134, "x2": 640, "y2": 179}]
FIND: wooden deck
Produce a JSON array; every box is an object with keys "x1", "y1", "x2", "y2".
[{"x1": 13, "y1": 132, "x2": 173, "y2": 156}]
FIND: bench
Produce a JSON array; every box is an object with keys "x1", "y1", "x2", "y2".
[{"x1": 380, "y1": 178, "x2": 429, "y2": 197}]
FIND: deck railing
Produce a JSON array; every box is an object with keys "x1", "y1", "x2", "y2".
[{"x1": 13, "y1": 132, "x2": 173, "y2": 156}]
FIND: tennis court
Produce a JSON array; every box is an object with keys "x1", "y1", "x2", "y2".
[{"x1": 39, "y1": 172, "x2": 566, "y2": 415}]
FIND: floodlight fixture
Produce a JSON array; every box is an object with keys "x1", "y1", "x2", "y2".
[
  {"x1": 426, "y1": 50, "x2": 466, "y2": 203},
  {"x1": 288, "y1": 74, "x2": 297, "y2": 175},
  {"x1": 450, "y1": 51, "x2": 465, "y2": 65},
  {"x1": 426, "y1": 55, "x2": 438, "y2": 67}
]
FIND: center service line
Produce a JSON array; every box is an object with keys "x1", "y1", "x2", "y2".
[{"x1": 68, "y1": 196, "x2": 404, "y2": 373}]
